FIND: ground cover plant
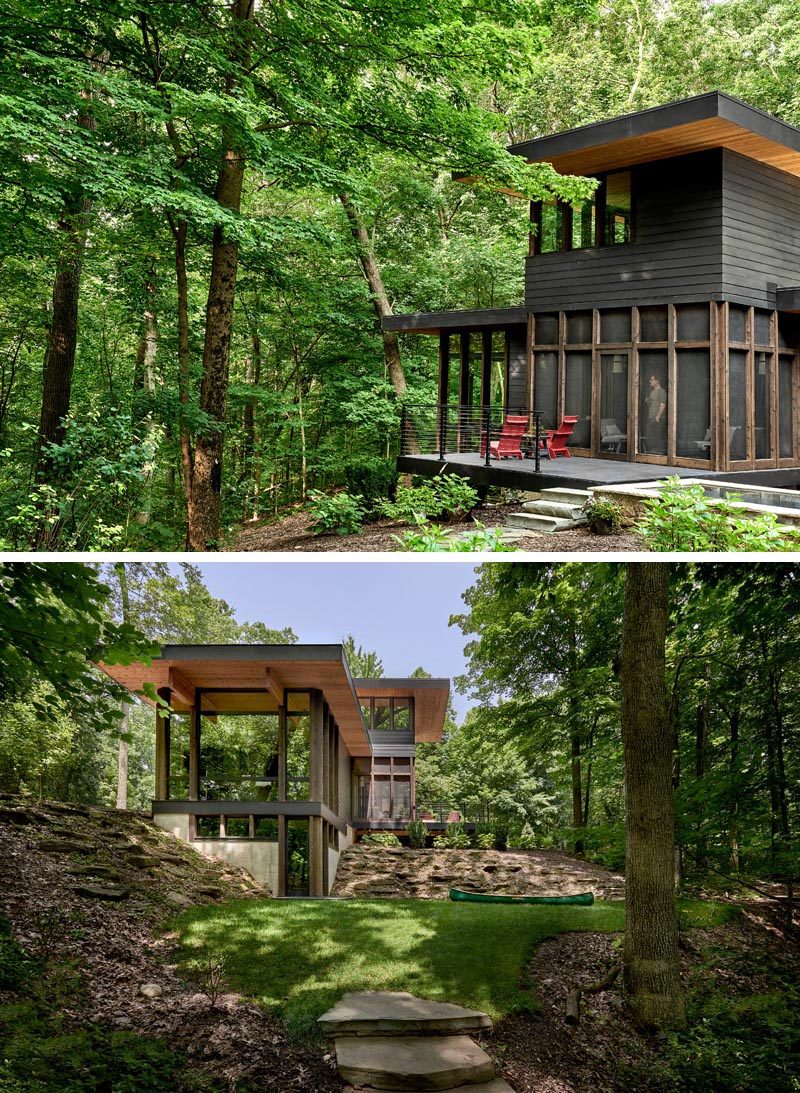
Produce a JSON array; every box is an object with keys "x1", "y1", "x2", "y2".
[{"x1": 173, "y1": 897, "x2": 728, "y2": 1041}]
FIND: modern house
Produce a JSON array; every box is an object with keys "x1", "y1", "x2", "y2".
[
  {"x1": 389, "y1": 92, "x2": 800, "y2": 488},
  {"x1": 99, "y1": 645, "x2": 449, "y2": 896}
]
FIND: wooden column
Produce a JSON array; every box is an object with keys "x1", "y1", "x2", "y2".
[
  {"x1": 155, "y1": 686, "x2": 171, "y2": 801},
  {"x1": 277, "y1": 815, "x2": 287, "y2": 897},
  {"x1": 189, "y1": 701, "x2": 201, "y2": 801},
  {"x1": 480, "y1": 329, "x2": 492, "y2": 410},
  {"x1": 309, "y1": 690, "x2": 325, "y2": 897},
  {"x1": 437, "y1": 332, "x2": 450, "y2": 405},
  {"x1": 321, "y1": 702, "x2": 330, "y2": 808},
  {"x1": 278, "y1": 704, "x2": 287, "y2": 800}
]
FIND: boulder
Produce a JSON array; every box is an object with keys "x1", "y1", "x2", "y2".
[
  {"x1": 73, "y1": 883, "x2": 130, "y2": 901},
  {"x1": 139, "y1": 983, "x2": 164, "y2": 999},
  {"x1": 39, "y1": 840, "x2": 96, "y2": 855},
  {"x1": 0, "y1": 808, "x2": 33, "y2": 825},
  {"x1": 68, "y1": 864, "x2": 123, "y2": 882},
  {"x1": 164, "y1": 891, "x2": 194, "y2": 908}
]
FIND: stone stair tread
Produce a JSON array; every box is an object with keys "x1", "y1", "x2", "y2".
[
  {"x1": 320, "y1": 992, "x2": 492, "y2": 1037},
  {"x1": 335, "y1": 1034, "x2": 495, "y2": 1090},
  {"x1": 521, "y1": 499, "x2": 586, "y2": 519},
  {"x1": 504, "y1": 513, "x2": 577, "y2": 533},
  {"x1": 343, "y1": 1081, "x2": 514, "y2": 1093},
  {"x1": 540, "y1": 487, "x2": 591, "y2": 503}
]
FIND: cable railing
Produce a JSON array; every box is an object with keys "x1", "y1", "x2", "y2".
[{"x1": 400, "y1": 402, "x2": 545, "y2": 472}]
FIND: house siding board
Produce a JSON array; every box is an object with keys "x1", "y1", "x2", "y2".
[
  {"x1": 507, "y1": 327, "x2": 527, "y2": 408},
  {"x1": 721, "y1": 150, "x2": 800, "y2": 309},
  {"x1": 338, "y1": 741, "x2": 352, "y2": 823},
  {"x1": 525, "y1": 150, "x2": 725, "y2": 311}
]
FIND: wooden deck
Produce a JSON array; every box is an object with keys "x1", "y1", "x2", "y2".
[{"x1": 397, "y1": 452, "x2": 703, "y2": 492}]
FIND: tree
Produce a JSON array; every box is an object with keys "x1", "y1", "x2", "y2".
[
  {"x1": 619, "y1": 562, "x2": 684, "y2": 1031},
  {"x1": 342, "y1": 635, "x2": 384, "y2": 678}
]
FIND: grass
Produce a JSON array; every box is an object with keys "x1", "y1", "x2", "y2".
[{"x1": 174, "y1": 897, "x2": 735, "y2": 1041}]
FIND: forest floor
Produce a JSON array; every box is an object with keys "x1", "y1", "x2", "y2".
[{"x1": 228, "y1": 502, "x2": 645, "y2": 553}]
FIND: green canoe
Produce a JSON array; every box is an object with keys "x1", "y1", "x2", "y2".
[{"x1": 449, "y1": 888, "x2": 594, "y2": 906}]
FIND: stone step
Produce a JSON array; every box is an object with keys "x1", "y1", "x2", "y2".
[
  {"x1": 334, "y1": 1034, "x2": 496, "y2": 1091},
  {"x1": 503, "y1": 513, "x2": 576, "y2": 534},
  {"x1": 343, "y1": 1081, "x2": 515, "y2": 1093},
  {"x1": 521, "y1": 499, "x2": 587, "y2": 520},
  {"x1": 319, "y1": 992, "x2": 492, "y2": 1038},
  {"x1": 539, "y1": 487, "x2": 592, "y2": 505}
]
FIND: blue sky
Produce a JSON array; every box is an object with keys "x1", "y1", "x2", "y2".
[{"x1": 191, "y1": 562, "x2": 482, "y2": 720}]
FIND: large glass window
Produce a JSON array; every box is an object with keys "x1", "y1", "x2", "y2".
[
  {"x1": 168, "y1": 712, "x2": 191, "y2": 799},
  {"x1": 779, "y1": 357, "x2": 794, "y2": 458},
  {"x1": 198, "y1": 692, "x2": 280, "y2": 802},
  {"x1": 676, "y1": 350, "x2": 711, "y2": 459},
  {"x1": 569, "y1": 196, "x2": 596, "y2": 250},
  {"x1": 755, "y1": 352, "x2": 772, "y2": 459},
  {"x1": 638, "y1": 351, "x2": 668, "y2": 456},
  {"x1": 565, "y1": 352, "x2": 592, "y2": 447},
  {"x1": 286, "y1": 692, "x2": 310, "y2": 801},
  {"x1": 361, "y1": 698, "x2": 415, "y2": 733},
  {"x1": 599, "y1": 353, "x2": 629, "y2": 453},
  {"x1": 534, "y1": 351, "x2": 559, "y2": 430},
  {"x1": 604, "y1": 172, "x2": 632, "y2": 244},
  {"x1": 539, "y1": 202, "x2": 563, "y2": 253},
  {"x1": 728, "y1": 351, "x2": 747, "y2": 461},
  {"x1": 286, "y1": 819, "x2": 309, "y2": 896}
]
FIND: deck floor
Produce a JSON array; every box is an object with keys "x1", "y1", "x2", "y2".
[{"x1": 398, "y1": 452, "x2": 702, "y2": 491}]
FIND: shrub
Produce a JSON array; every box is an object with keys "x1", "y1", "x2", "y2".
[
  {"x1": 637, "y1": 477, "x2": 800, "y2": 552},
  {"x1": 475, "y1": 833, "x2": 495, "y2": 850},
  {"x1": 584, "y1": 495, "x2": 624, "y2": 535},
  {"x1": 509, "y1": 823, "x2": 537, "y2": 850},
  {"x1": 492, "y1": 822, "x2": 509, "y2": 852},
  {"x1": 394, "y1": 519, "x2": 513, "y2": 552},
  {"x1": 360, "y1": 832, "x2": 402, "y2": 847},
  {"x1": 343, "y1": 457, "x2": 398, "y2": 508},
  {"x1": 405, "y1": 820, "x2": 428, "y2": 849},
  {"x1": 0, "y1": 925, "x2": 40, "y2": 992},
  {"x1": 434, "y1": 822, "x2": 471, "y2": 850},
  {"x1": 379, "y1": 474, "x2": 479, "y2": 523},
  {"x1": 307, "y1": 490, "x2": 367, "y2": 536}
]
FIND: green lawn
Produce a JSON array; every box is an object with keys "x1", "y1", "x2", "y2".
[{"x1": 174, "y1": 897, "x2": 735, "y2": 1041}]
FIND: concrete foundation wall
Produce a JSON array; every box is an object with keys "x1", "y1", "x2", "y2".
[{"x1": 152, "y1": 813, "x2": 279, "y2": 895}]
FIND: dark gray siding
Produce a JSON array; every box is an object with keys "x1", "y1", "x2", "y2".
[
  {"x1": 507, "y1": 326, "x2": 527, "y2": 408},
  {"x1": 721, "y1": 150, "x2": 800, "y2": 308},
  {"x1": 525, "y1": 150, "x2": 724, "y2": 311}
]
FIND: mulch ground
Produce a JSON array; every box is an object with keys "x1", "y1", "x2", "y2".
[
  {"x1": 228, "y1": 503, "x2": 646, "y2": 553},
  {"x1": 0, "y1": 800, "x2": 340, "y2": 1093}
]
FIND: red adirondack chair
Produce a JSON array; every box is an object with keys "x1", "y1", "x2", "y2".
[
  {"x1": 480, "y1": 414, "x2": 527, "y2": 460},
  {"x1": 539, "y1": 415, "x2": 578, "y2": 459}
]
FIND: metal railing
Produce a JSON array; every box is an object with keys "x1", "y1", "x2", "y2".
[
  {"x1": 400, "y1": 403, "x2": 544, "y2": 472},
  {"x1": 415, "y1": 802, "x2": 493, "y2": 824}
]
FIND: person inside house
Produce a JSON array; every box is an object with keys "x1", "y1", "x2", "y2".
[{"x1": 646, "y1": 373, "x2": 667, "y2": 454}]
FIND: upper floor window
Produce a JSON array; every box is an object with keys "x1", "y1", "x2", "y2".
[
  {"x1": 360, "y1": 697, "x2": 414, "y2": 733},
  {"x1": 532, "y1": 170, "x2": 632, "y2": 255}
]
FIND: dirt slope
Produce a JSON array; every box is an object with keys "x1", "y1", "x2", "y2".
[
  {"x1": 0, "y1": 796, "x2": 339, "y2": 1092},
  {"x1": 331, "y1": 845, "x2": 626, "y2": 900}
]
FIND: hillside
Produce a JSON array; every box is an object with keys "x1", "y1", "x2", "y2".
[{"x1": 0, "y1": 797, "x2": 339, "y2": 1092}]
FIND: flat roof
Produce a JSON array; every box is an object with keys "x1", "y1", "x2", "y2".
[
  {"x1": 508, "y1": 91, "x2": 800, "y2": 178},
  {"x1": 98, "y1": 646, "x2": 450, "y2": 753},
  {"x1": 382, "y1": 306, "x2": 527, "y2": 335}
]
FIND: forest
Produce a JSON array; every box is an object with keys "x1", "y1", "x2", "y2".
[
  {"x1": 3, "y1": 0, "x2": 800, "y2": 550},
  {"x1": 0, "y1": 563, "x2": 795, "y2": 1093}
]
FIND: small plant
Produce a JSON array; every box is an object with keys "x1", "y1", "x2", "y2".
[
  {"x1": 394, "y1": 518, "x2": 513, "y2": 552},
  {"x1": 307, "y1": 490, "x2": 367, "y2": 536},
  {"x1": 343, "y1": 457, "x2": 398, "y2": 507},
  {"x1": 475, "y1": 833, "x2": 495, "y2": 850},
  {"x1": 406, "y1": 820, "x2": 428, "y2": 849},
  {"x1": 638, "y1": 477, "x2": 800, "y2": 552},
  {"x1": 360, "y1": 832, "x2": 402, "y2": 847},
  {"x1": 194, "y1": 953, "x2": 229, "y2": 1010},
  {"x1": 584, "y1": 495, "x2": 624, "y2": 535},
  {"x1": 379, "y1": 473, "x2": 479, "y2": 523},
  {"x1": 509, "y1": 822, "x2": 537, "y2": 850},
  {"x1": 434, "y1": 822, "x2": 471, "y2": 850}
]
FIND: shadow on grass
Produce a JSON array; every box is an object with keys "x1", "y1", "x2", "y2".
[{"x1": 173, "y1": 897, "x2": 734, "y2": 1041}]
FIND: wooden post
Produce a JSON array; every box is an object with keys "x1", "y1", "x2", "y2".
[
  {"x1": 309, "y1": 815, "x2": 324, "y2": 897},
  {"x1": 321, "y1": 702, "x2": 330, "y2": 808},
  {"x1": 278, "y1": 815, "x2": 287, "y2": 897},
  {"x1": 278, "y1": 704, "x2": 287, "y2": 800},
  {"x1": 189, "y1": 701, "x2": 201, "y2": 801},
  {"x1": 480, "y1": 329, "x2": 492, "y2": 410},
  {"x1": 309, "y1": 690, "x2": 325, "y2": 896},
  {"x1": 437, "y1": 331, "x2": 450, "y2": 405},
  {"x1": 155, "y1": 686, "x2": 171, "y2": 801}
]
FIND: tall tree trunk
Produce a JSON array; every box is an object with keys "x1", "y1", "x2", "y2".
[
  {"x1": 694, "y1": 671, "x2": 710, "y2": 871},
  {"x1": 133, "y1": 268, "x2": 159, "y2": 526},
  {"x1": 187, "y1": 0, "x2": 254, "y2": 550},
  {"x1": 168, "y1": 216, "x2": 195, "y2": 538},
  {"x1": 243, "y1": 329, "x2": 261, "y2": 517},
  {"x1": 114, "y1": 562, "x2": 131, "y2": 810},
  {"x1": 620, "y1": 562, "x2": 685, "y2": 1032},
  {"x1": 566, "y1": 621, "x2": 585, "y2": 855}
]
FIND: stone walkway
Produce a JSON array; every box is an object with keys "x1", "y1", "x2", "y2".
[
  {"x1": 332, "y1": 847, "x2": 625, "y2": 901},
  {"x1": 319, "y1": 992, "x2": 514, "y2": 1092}
]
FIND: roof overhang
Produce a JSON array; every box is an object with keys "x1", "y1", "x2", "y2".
[
  {"x1": 353, "y1": 677, "x2": 450, "y2": 743},
  {"x1": 509, "y1": 92, "x2": 800, "y2": 179},
  {"x1": 777, "y1": 287, "x2": 800, "y2": 313},
  {"x1": 382, "y1": 306, "x2": 527, "y2": 335},
  {"x1": 98, "y1": 644, "x2": 373, "y2": 757}
]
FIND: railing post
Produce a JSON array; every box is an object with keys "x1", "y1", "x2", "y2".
[
  {"x1": 484, "y1": 405, "x2": 491, "y2": 467},
  {"x1": 534, "y1": 411, "x2": 541, "y2": 473},
  {"x1": 438, "y1": 402, "x2": 446, "y2": 462},
  {"x1": 400, "y1": 403, "x2": 407, "y2": 455}
]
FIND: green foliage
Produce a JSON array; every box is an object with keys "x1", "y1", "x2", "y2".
[
  {"x1": 0, "y1": 918, "x2": 40, "y2": 992},
  {"x1": 433, "y1": 822, "x2": 471, "y2": 849},
  {"x1": 380, "y1": 474, "x2": 479, "y2": 523},
  {"x1": 405, "y1": 820, "x2": 428, "y2": 849},
  {"x1": 307, "y1": 491, "x2": 367, "y2": 536},
  {"x1": 474, "y1": 833, "x2": 496, "y2": 850},
  {"x1": 637, "y1": 478, "x2": 800, "y2": 552},
  {"x1": 342, "y1": 458, "x2": 398, "y2": 508},
  {"x1": 394, "y1": 519, "x2": 513, "y2": 552},
  {"x1": 360, "y1": 832, "x2": 402, "y2": 847},
  {"x1": 509, "y1": 822, "x2": 538, "y2": 850},
  {"x1": 584, "y1": 495, "x2": 624, "y2": 534}
]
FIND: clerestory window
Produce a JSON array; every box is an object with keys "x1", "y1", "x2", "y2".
[{"x1": 532, "y1": 170, "x2": 632, "y2": 254}]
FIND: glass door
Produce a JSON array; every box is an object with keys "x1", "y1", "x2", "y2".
[{"x1": 599, "y1": 352, "x2": 629, "y2": 458}]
